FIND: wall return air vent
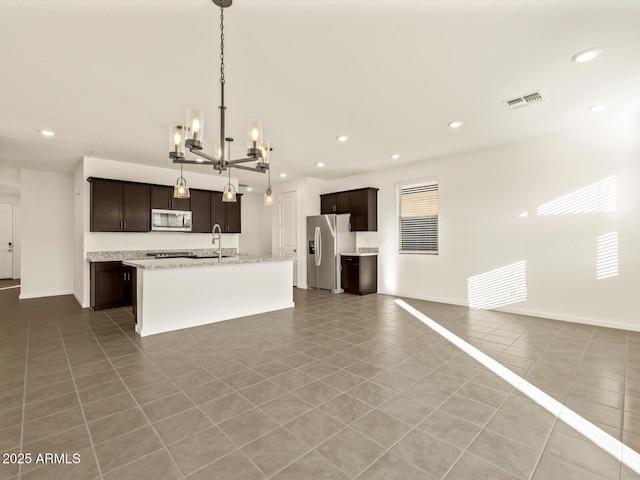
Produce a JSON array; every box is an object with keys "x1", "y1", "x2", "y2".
[{"x1": 503, "y1": 90, "x2": 546, "y2": 110}]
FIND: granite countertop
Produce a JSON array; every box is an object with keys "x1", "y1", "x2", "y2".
[
  {"x1": 123, "y1": 255, "x2": 293, "y2": 270},
  {"x1": 341, "y1": 252, "x2": 378, "y2": 257},
  {"x1": 86, "y1": 248, "x2": 237, "y2": 262}
]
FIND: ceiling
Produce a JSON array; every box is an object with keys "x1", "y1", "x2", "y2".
[{"x1": 1, "y1": 0, "x2": 639, "y2": 191}]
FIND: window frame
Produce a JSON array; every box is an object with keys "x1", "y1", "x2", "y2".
[{"x1": 396, "y1": 178, "x2": 439, "y2": 255}]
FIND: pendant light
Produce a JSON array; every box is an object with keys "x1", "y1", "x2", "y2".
[
  {"x1": 222, "y1": 161, "x2": 237, "y2": 202},
  {"x1": 173, "y1": 164, "x2": 190, "y2": 199},
  {"x1": 263, "y1": 167, "x2": 274, "y2": 206}
]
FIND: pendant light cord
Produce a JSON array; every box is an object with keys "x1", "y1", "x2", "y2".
[
  {"x1": 219, "y1": 3, "x2": 226, "y2": 164},
  {"x1": 220, "y1": 4, "x2": 225, "y2": 87}
]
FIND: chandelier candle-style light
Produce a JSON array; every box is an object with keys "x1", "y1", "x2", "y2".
[{"x1": 169, "y1": 0, "x2": 272, "y2": 202}]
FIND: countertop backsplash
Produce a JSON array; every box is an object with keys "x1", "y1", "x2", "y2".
[{"x1": 86, "y1": 248, "x2": 238, "y2": 262}]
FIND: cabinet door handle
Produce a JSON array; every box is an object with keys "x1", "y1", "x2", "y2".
[{"x1": 123, "y1": 221, "x2": 126, "y2": 230}]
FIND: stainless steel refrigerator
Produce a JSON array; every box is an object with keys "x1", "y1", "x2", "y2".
[{"x1": 307, "y1": 214, "x2": 356, "y2": 293}]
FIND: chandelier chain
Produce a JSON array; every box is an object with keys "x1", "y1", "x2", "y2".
[{"x1": 220, "y1": 4, "x2": 225, "y2": 85}]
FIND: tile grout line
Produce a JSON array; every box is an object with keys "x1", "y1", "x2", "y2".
[
  {"x1": 406, "y1": 301, "x2": 569, "y2": 480},
  {"x1": 16, "y1": 309, "x2": 30, "y2": 480},
  {"x1": 77, "y1": 309, "x2": 187, "y2": 479},
  {"x1": 100, "y1": 309, "x2": 269, "y2": 479},
  {"x1": 525, "y1": 324, "x2": 596, "y2": 480},
  {"x1": 115, "y1": 315, "x2": 386, "y2": 478},
  {"x1": 619, "y1": 331, "x2": 630, "y2": 480},
  {"x1": 10, "y1": 291, "x2": 634, "y2": 480},
  {"x1": 52, "y1": 313, "x2": 105, "y2": 480}
]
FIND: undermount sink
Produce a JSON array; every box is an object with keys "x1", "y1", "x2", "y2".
[{"x1": 194, "y1": 254, "x2": 236, "y2": 259}]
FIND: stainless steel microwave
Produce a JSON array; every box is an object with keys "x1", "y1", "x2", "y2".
[{"x1": 151, "y1": 209, "x2": 192, "y2": 232}]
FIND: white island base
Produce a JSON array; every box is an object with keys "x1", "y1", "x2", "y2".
[{"x1": 126, "y1": 257, "x2": 294, "y2": 337}]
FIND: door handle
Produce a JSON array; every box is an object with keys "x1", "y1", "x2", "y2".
[{"x1": 316, "y1": 227, "x2": 322, "y2": 266}]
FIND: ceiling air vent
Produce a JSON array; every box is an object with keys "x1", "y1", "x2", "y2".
[{"x1": 503, "y1": 90, "x2": 546, "y2": 110}]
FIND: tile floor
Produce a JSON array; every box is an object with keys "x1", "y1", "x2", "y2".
[
  {"x1": 1, "y1": 287, "x2": 639, "y2": 479},
  {"x1": 0, "y1": 279, "x2": 20, "y2": 289}
]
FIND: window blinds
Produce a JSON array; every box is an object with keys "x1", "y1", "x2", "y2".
[{"x1": 397, "y1": 181, "x2": 438, "y2": 254}]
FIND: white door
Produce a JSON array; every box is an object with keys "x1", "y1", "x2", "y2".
[
  {"x1": 279, "y1": 191, "x2": 298, "y2": 286},
  {"x1": 0, "y1": 203, "x2": 13, "y2": 279}
]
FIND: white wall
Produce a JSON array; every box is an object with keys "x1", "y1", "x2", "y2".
[
  {"x1": 0, "y1": 193, "x2": 21, "y2": 279},
  {"x1": 73, "y1": 162, "x2": 84, "y2": 303},
  {"x1": 20, "y1": 169, "x2": 74, "y2": 299},
  {"x1": 326, "y1": 114, "x2": 640, "y2": 331},
  {"x1": 79, "y1": 156, "x2": 243, "y2": 307},
  {"x1": 240, "y1": 193, "x2": 273, "y2": 255},
  {"x1": 258, "y1": 196, "x2": 273, "y2": 256},
  {"x1": 0, "y1": 166, "x2": 21, "y2": 195}
]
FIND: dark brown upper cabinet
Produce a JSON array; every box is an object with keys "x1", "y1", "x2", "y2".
[
  {"x1": 190, "y1": 189, "x2": 212, "y2": 233},
  {"x1": 320, "y1": 193, "x2": 336, "y2": 215},
  {"x1": 349, "y1": 188, "x2": 378, "y2": 231},
  {"x1": 211, "y1": 191, "x2": 242, "y2": 233},
  {"x1": 123, "y1": 182, "x2": 151, "y2": 231},
  {"x1": 320, "y1": 187, "x2": 378, "y2": 231},
  {"x1": 150, "y1": 185, "x2": 190, "y2": 211},
  {"x1": 320, "y1": 191, "x2": 350, "y2": 215},
  {"x1": 89, "y1": 178, "x2": 150, "y2": 232},
  {"x1": 88, "y1": 177, "x2": 239, "y2": 234}
]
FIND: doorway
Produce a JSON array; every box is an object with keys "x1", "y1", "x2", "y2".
[
  {"x1": 279, "y1": 191, "x2": 298, "y2": 287},
  {"x1": 0, "y1": 202, "x2": 14, "y2": 280}
]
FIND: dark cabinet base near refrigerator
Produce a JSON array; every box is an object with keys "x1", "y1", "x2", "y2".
[
  {"x1": 90, "y1": 261, "x2": 135, "y2": 311},
  {"x1": 341, "y1": 255, "x2": 377, "y2": 295}
]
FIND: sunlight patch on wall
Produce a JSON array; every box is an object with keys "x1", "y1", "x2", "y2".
[
  {"x1": 467, "y1": 261, "x2": 526, "y2": 310},
  {"x1": 537, "y1": 176, "x2": 616, "y2": 216},
  {"x1": 597, "y1": 232, "x2": 618, "y2": 279}
]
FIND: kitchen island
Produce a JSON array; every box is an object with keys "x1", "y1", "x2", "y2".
[{"x1": 123, "y1": 255, "x2": 294, "y2": 337}]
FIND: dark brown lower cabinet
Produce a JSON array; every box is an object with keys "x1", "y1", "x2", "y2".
[
  {"x1": 341, "y1": 255, "x2": 377, "y2": 295},
  {"x1": 90, "y1": 261, "x2": 134, "y2": 310}
]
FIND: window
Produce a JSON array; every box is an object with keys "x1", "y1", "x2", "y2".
[{"x1": 397, "y1": 180, "x2": 438, "y2": 254}]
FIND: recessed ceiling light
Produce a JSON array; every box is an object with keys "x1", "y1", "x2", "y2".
[
  {"x1": 588, "y1": 104, "x2": 608, "y2": 112},
  {"x1": 336, "y1": 135, "x2": 349, "y2": 143},
  {"x1": 448, "y1": 121, "x2": 463, "y2": 129},
  {"x1": 280, "y1": 173, "x2": 287, "y2": 178},
  {"x1": 40, "y1": 130, "x2": 56, "y2": 137},
  {"x1": 571, "y1": 48, "x2": 602, "y2": 63},
  {"x1": 316, "y1": 162, "x2": 325, "y2": 167},
  {"x1": 390, "y1": 154, "x2": 400, "y2": 160},
  {"x1": 246, "y1": 186, "x2": 253, "y2": 191}
]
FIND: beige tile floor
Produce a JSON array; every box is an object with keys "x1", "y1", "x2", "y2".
[{"x1": 1, "y1": 287, "x2": 639, "y2": 479}]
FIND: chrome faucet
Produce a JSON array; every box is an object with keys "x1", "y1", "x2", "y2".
[{"x1": 212, "y1": 223, "x2": 222, "y2": 262}]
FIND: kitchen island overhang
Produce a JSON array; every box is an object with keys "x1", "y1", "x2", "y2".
[{"x1": 124, "y1": 256, "x2": 294, "y2": 337}]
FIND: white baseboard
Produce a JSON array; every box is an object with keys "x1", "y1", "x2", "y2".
[
  {"x1": 377, "y1": 289, "x2": 640, "y2": 333},
  {"x1": 72, "y1": 292, "x2": 87, "y2": 308},
  {"x1": 19, "y1": 290, "x2": 74, "y2": 300}
]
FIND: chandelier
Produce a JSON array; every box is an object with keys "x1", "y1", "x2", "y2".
[{"x1": 169, "y1": 0, "x2": 272, "y2": 203}]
